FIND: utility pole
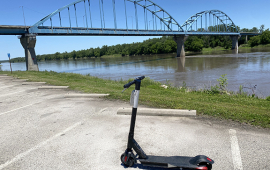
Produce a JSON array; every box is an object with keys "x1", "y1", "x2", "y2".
[{"x1": 20, "y1": 6, "x2": 27, "y2": 31}]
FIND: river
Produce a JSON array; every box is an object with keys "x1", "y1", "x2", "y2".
[{"x1": 1, "y1": 48, "x2": 270, "y2": 98}]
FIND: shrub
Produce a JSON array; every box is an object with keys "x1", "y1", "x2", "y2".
[
  {"x1": 261, "y1": 30, "x2": 270, "y2": 44},
  {"x1": 185, "y1": 36, "x2": 204, "y2": 52},
  {"x1": 210, "y1": 85, "x2": 220, "y2": 94},
  {"x1": 217, "y1": 74, "x2": 228, "y2": 91},
  {"x1": 248, "y1": 36, "x2": 261, "y2": 47},
  {"x1": 239, "y1": 85, "x2": 243, "y2": 95}
]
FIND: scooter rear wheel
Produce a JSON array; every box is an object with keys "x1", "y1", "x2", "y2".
[
  {"x1": 121, "y1": 153, "x2": 135, "y2": 167},
  {"x1": 197, "y1": 163, "x2": 212, "y2": 170}
]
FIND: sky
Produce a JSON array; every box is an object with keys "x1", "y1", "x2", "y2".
[{"x1": 0, "y1": 0, "x2": 269, "y2": 61}]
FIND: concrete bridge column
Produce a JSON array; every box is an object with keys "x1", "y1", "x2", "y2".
[
  {"x1": 173, "y1": 35, "x2": 188, "y2": 57},
  {"x1": 20, "y1": 35, "x2": 39, "y2": 71},
  {"x1": 230, "y1": 35, "x2": 241, "y2": 52}
]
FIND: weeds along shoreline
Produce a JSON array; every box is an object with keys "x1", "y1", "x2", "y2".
[{"x1": 1, "y1": 71, "x2": 270, "y2": 128}]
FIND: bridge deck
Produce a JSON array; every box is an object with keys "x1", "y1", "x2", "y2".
[
  {"x1": 0, "y1": 25, "x2": 260, "y2": 36},
  {"x1": 1, "y1": 25, "x2": 243, "y2": 36},
  {"x1": 0, "y1": 25, "x2": 30, "y2": 35},
  {"x1": 30, "y1": 26, "x2": 240, "y2": 36}
]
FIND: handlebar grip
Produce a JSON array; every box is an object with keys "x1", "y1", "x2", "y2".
[
  {"x1": 123, "y1": 76, "x2": 145, "y2": 88},
  {"x1": 123, "y1": 80, "x2": 135, "y2": 88},
  {"x1": 137, "y1": 76, "x2": 145, "y2": 80}
]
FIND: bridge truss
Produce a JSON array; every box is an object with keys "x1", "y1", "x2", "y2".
[
  {"x1": 29, "y1": 0, "x2": 185, "y2": 36},
  {"x1": 182, "y1": 10, "x2": 239, "y2": 35},
  {"x1": 0, "y1": 1, "x2": 243, "y2": 36}
]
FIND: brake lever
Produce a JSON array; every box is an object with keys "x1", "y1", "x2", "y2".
[{"x1": 122, "y1": 88, "x2": 127, "y2": 93}]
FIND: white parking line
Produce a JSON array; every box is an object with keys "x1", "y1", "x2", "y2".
[
  {"x1": 229, "y1": 129, "x2": 243, "y2": 170},
  {"x1": 0, "y1": 96, "x2": 61, "y2": 116},
  {"x1": 0, "y1": 122, "x2": 82, "y2": 170},
  {"x1": 0, "y1": 103, "x2": 36, "y2": 116}
]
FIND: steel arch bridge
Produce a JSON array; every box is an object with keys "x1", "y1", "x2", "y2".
[
  {"x1": 26, "y1": 0, "x2": 240, "y2": 36},
  {"x1": 28, "y1": 0, "x2": 183, "y2": 36},
  {"x1": 182, "y1": 10, "x2": 239, "y2": 35}
]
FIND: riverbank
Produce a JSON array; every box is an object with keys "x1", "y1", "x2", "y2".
[
  {"x1": 239, "y1": 43, "x2": 270, "y2": 49},
  {"x1": 201, "y1": 46, "x2": 228, "y2": 52},
  {"x1": 1, "y1": 71, "x2": 269, "y2": 128},
  {"x1": 7, "y1": 45, "x2": 270, "y2": 63}
]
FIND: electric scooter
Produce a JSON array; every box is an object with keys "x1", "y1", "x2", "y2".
[{"x1": 120, "y1": 76, "x2": 214, "y2": 170}]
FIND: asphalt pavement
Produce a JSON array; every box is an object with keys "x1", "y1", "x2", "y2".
[{"x1": 0, "y1": 75, "x2": 269, "y2": 170}]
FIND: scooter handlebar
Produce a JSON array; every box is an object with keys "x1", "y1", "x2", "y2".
[{"x1": 123, "y1": 76, "x2": 145, "y2": 88}]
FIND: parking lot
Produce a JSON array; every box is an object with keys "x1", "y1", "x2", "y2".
[{"x1": 0, "y1": 75, "x2": 269, "y2": 170}]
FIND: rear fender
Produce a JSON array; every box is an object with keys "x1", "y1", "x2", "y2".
[{"x1": 189, "y1": 155, "x2": 214, "y2": 165}]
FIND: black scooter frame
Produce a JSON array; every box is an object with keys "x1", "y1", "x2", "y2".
[{"x1": 121, "y1": 76, "x2": 214, "y2": 170}]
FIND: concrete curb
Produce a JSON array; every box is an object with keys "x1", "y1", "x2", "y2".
[
  {"x1": 38, "y1": 86, "x2": 69, "y2": 89},
  {"x1": 117, "y1": 108, "x2": 196, "y2": 117},
  {"x1": 0, "y1": 74, "x2": 8, "y2": 76},
  {"x1": 22, "y1": 82, "x2": 47, "y2": 85},
  {"x1": 65, "y1": 93, "x2": 109, "y2": 98},
  {"x1": 12, "y1": 79, "x2": 29, "y2": 82},
  {"x1": 0, "y1": 76, "x2": 13, "y2": 79}
]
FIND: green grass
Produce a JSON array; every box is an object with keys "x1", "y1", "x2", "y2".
[
  {"x1": 201, "y1": 46, "x2": 228, "y2": 52},
  {"x1": 1, "y1": 71, "x2": 270, "y2": 128},
  {"x1": 239, "y1": 44, "x2": 270, "y2": 49},
  {"x1": 100, "y1": 54, "x2": 122, "y2": 58}
]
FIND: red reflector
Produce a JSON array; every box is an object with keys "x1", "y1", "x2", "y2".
[
  {"x1": 196, "y1": 166, "x2": 208, "y2": 170},
  {"x1": 207, "y1": 158, "x2": 212, "y2": 162},
  {"x1": 124, "y1": 156, "x2": 127, "y2": 162}
]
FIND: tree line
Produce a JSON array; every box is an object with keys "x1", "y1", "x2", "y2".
[
  {"x1": 10, "y1": 25, "x2": 269, "y2": 63},
  {"x1": 248, "y1": 29, "x2": 270, "y2": 47}
]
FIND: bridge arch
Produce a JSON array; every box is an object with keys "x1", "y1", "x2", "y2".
[
  {"x1": 181, "y1": 10, "x2": 239, "y2": 33},
  {"x1": 127, "y1": 0, "x2": 184, "y2": 31},
  {"x1": 29, "y1": 0, "x2": 184, "y2": 34}
]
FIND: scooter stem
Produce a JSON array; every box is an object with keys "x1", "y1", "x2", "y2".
[{"x1": 127, "y1": 79, "x2": 141, "y2": 150}]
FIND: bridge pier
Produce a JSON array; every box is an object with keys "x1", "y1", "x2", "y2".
[
  {"x1": 173, "y1": 35, "x2": 188, "y2": 57},
  {"x1": 20, "y1": 35, "x2": 39, "y2": 71},
  {"x1": 230, "y1": 35, "x2": 241, "y2": 52}
]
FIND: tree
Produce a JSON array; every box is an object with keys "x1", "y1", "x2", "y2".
[
  {"x1": 156, "y1": 42, "x2": 163, "y2": 54},
  {"x1": 240, "y1": 28, "x2": 250, "y2": 32},
  {"x1": 94, "y1": 47, "x2": 101, "y2": 57},
  {"x1": 101, "y1": 45, "x2": 107, "y2": 56},
  {"x1": 250, "y1": 27, "x2": 259, "y2": 33},
  {"x1": 88, "y1": 48, "x2": 94, "y2": 57},
  {"x1": 223, "y1": 37, "x2": 232, "y2": 49},
  {"x1": 185, "y1": 36, "x2": 204, "y2": 52},
  {"x1": 54, "y1": 52, "x2": 62, "y2": 60},
  {"x1": 260, "y1": 30, "x2": 270, "y2": 44},
  {"x1": 248, "y1": 36, "x2": 261, "y2": 47},
  {"x1": 151, "y1": 44, "x2": 157, "y2": 54},
  {"x1": 201, "y1": 36, "x2": 210, "y2": 48},
  {"x1": 136, "y1": 44, "x2": 144, "y2": 55},
  {"x1": 71, "y1": 50, "x2": 76, "y2": 59},
  {"x1": 190, "y1": 38, "x2": 204, "y2": 52},
  {"x1": 260, "y1": 24, "x2": 265, "y2": 33},
  {"x1": 63, "y1": 51, "x2": 69, "y2": 59}
]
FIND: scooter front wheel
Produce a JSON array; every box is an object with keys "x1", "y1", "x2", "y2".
[{"x1": 121, "y1": 153, "x2": 135, "y2": 167}]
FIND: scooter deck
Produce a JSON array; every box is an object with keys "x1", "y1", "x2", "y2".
[{"x1": 138, "y1": 155, "x2": 199, "y2": 169}]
